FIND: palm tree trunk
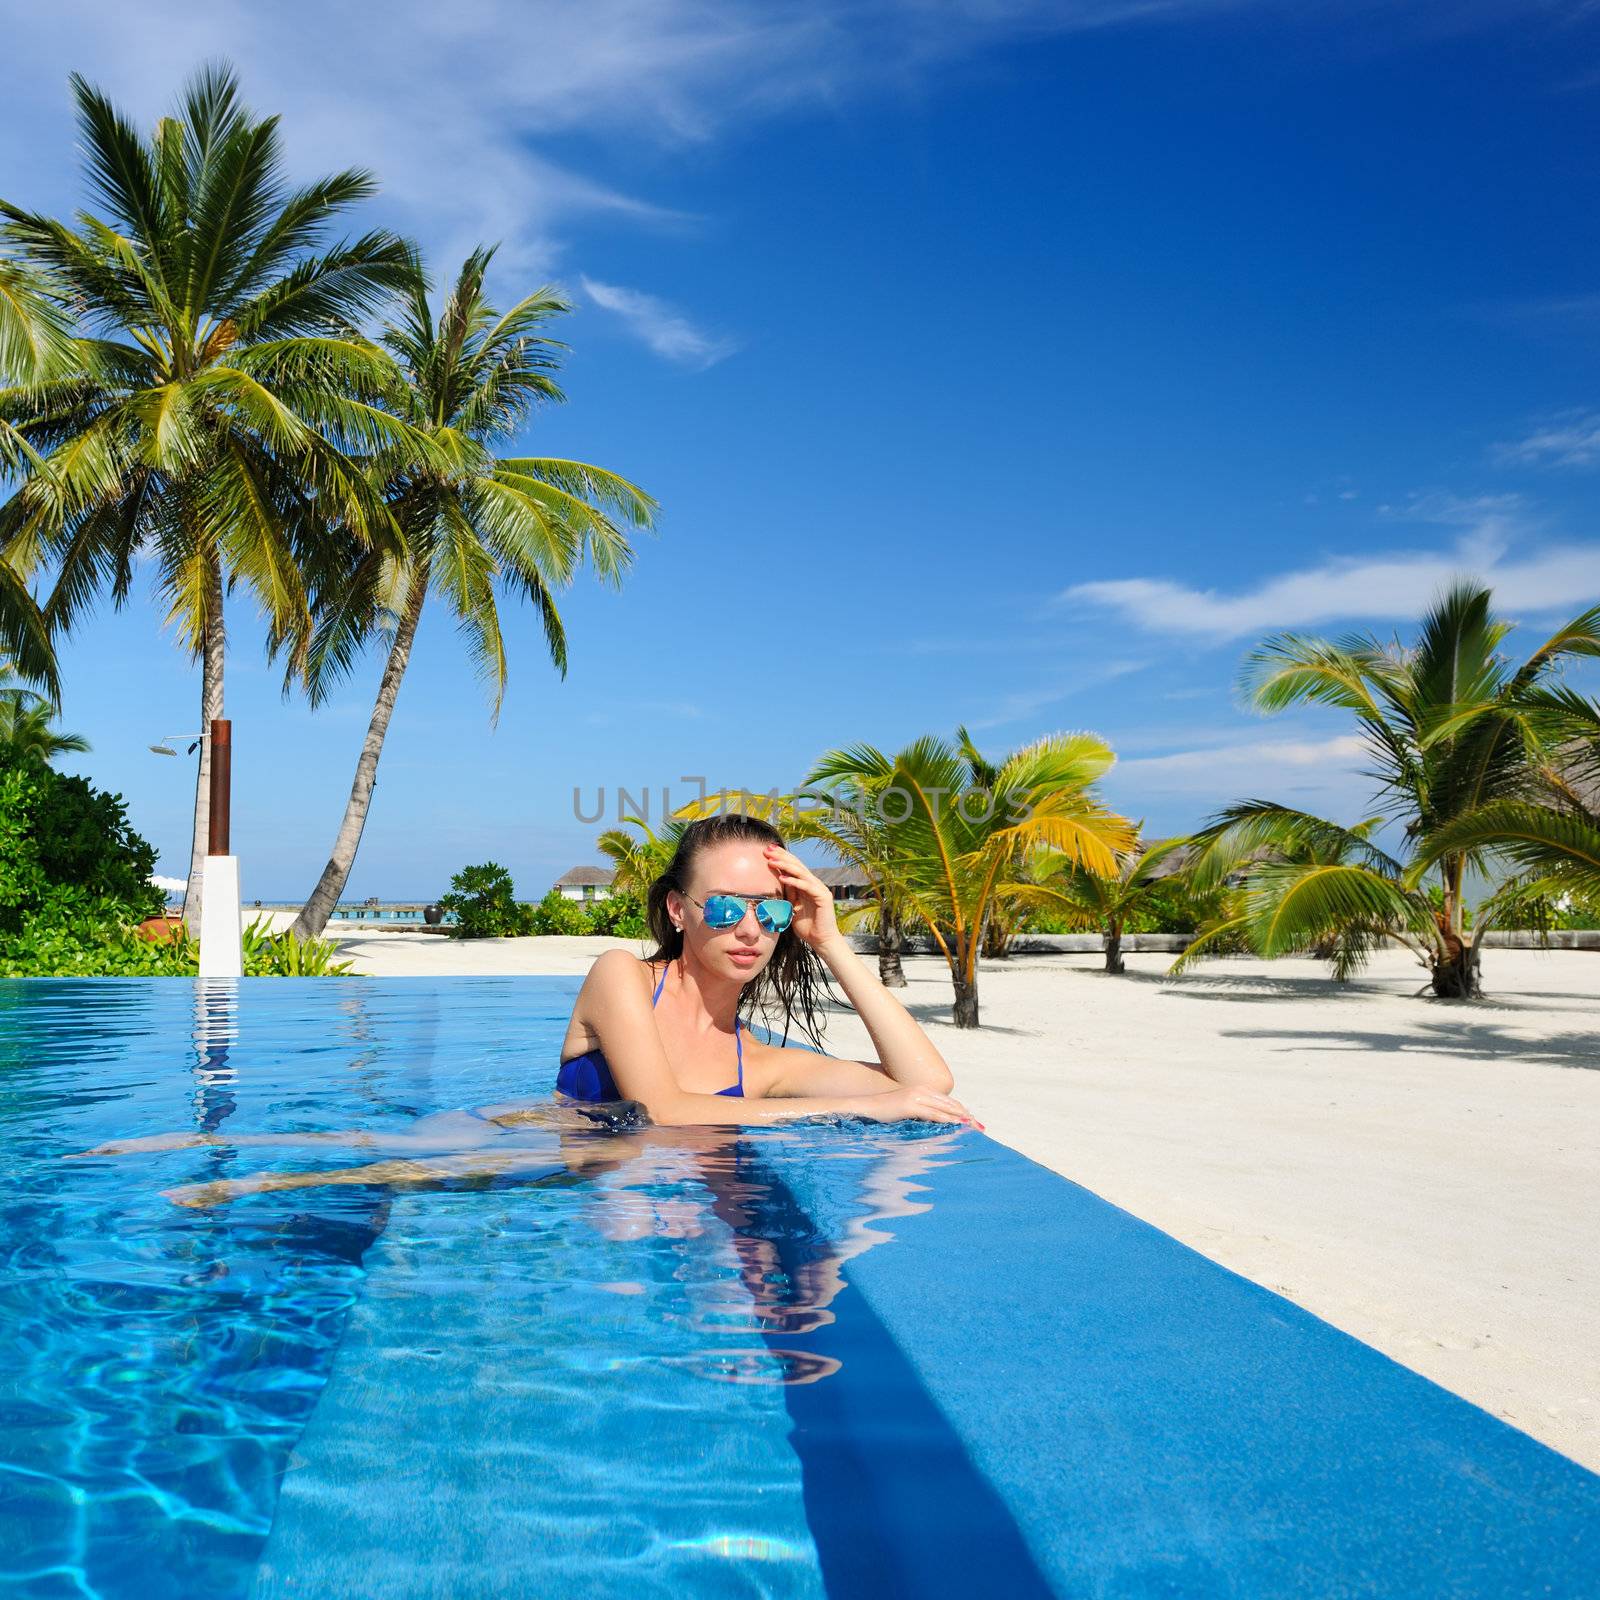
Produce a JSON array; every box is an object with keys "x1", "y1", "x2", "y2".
[
  {"x1": 1429, "y1": 857, "x2": 1482, "y2": 998},
  {"x1": 1104, "y1": 918, "x2": 1125, "y2": 975},
  {"x1": 876, "y1": 896, "x2": 907, "y2": 988},
  {"x1": 1428, "y1": 920, "x2": 1482, "y2": 998},
  {"x1": 1429, "y1": 942, "x2": 1482, "y2": 998},
  {"x1": 952, "y1": 929, "x2": 980, "y2": 1028},
  {"x1": 291, "y1": 572, "x2": 427, "y2": 941},
  {"x1": 182, "y1": 557, "x2": 226, "y2": 938}
]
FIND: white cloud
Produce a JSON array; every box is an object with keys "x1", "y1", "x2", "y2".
[
  {"x1": 0, "y1": 1, "x2": 1569, "y2": 352},
  {"x1": 1060, "y1": 494, "x2": 1600, "y2": 639},
  {"x1": 1109, "y1": 734, "x2": 1368, "y2": 797},
  {"x1": 0, "y1": 0, "x2": 1270, "y2": 292},
  {"x1": 1493, "y1": 411, "x2": 1600, "y2": 469},
  {"x1": 0, "y1": 3, "x2": 707, "y2": 284},
  {"x1": 580, "y1": 277, "x2": 737, "y2": 368}
]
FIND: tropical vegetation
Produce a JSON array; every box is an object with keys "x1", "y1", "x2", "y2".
[
  {"x1": 438, "y1": 861, "x2": 646, "y2": 940},
  {"x1": 671, "y1": 725, "x2": 1134, "y2": 1026},
  {"x1": 0, "y1": 743, "x2": 162, "y2": 947},
  {"x1": 0, "y1": 660, "x2": 86, "y2": 760},
  {"x1": 0, "y1": 65, "x2": 421, "y2": 933},
  {"x1": 1173, "y1": 584, "x2": 1600, "y2": 996},
  {"x1": 4, "y1": 68, "x2": 1600, "y2": 1012},
  {"x1": 1026, "y1": 832, "x2": 1195, "y2": 973},
  {"x1": 286, "y1": 249, "x2": 654, "y2": 941}
]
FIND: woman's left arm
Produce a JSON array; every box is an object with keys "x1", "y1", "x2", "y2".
[{"x1": 763, "y1": 843, "x2": 955, "y2": 1096}]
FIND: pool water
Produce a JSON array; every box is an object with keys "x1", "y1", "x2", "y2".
[{"x1": 3, "y1": 978, "x2": 1598, "y2": 1599}]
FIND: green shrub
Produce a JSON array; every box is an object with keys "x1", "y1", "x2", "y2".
[
  {"x1": 1124, "y1": 879, "x2": 1235, "y2": 935},
  {"x1": 438, "y1": 862, "x2": 525, "y2": 938},
  {"x1": 0, "y1": 894, "x2": 197, "y2": 977},
  {"x1": 241, "y1": 917, "x2": 355, "y2": 976},
  {"x1": 525, "y1": 887, "x2": 590, "y2": 936},
  {"x1": 582, "y1": 889, "x2": 647, "y2": 939},
  {"x1": 0, "y1": 749, "x2": 174, "y2": 975},
  {"x1": 0, "y1": 749, "x2": 162, "y2": 932},
  {"x1": 1551, "y1": 900, "x2": 1600, "y2": 931},
  {"x1": 434, "y1": 869, "x2": 648, "y2": 940}
]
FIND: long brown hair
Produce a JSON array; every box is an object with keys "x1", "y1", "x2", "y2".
[{"x1": 643, "y1": 814, "x2": 838, "y2": 1050}]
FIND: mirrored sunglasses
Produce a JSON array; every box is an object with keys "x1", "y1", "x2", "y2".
[{"x1": 685, "y1": 892, "x2": 794, "y2": 934}]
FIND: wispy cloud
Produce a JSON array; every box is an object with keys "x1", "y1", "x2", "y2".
[
  {"x1": 1060, "y1": 494, "x2": 1600, "y2": 639},
  {"x1": 0, "y1": 0, "x2": 1277, "y2": 292},
  {"x1": 964, "y1": 660, "x2": 1147, "y2": 731},
  {"x1": 1493, "y1": 410, "x2": 1600, "y2": 468},
  {"x1": 8, "y1": 1, "x2": 1559, "y2": 305},
  {"x1": 1109, "y1": 734, "x2": 1369, "y2": 798},
  {"x1": 0, "y1": 2, "x2": 709, "y2": 284},
  {"x1": 580, "y1": 277, "x2": 738, "y2": 369}
]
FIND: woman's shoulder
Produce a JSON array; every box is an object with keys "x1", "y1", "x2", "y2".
[
  {"x1": 583, "y1": 949, "x2": 659, "y2": 995},
  {"x1": 566, "y1": 952, "x2": 658, "y2": 1052}
]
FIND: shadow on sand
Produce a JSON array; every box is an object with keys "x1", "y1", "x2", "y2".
[{"x1": 1220, "y1": 1016, "x2": 1599, "y2": 1071}]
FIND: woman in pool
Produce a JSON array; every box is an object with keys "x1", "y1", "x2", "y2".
[
  {"x1": 555, "y1": 813, "x2": 979, "y2": 1129},
  {"x1": 69, "y1": 815, "x2": 978, "y2": 1204}
]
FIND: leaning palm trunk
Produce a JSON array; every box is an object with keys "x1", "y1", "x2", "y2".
[
  {"x1": 292, "y1": 571, "x2": 427, "y2": 941},
  {"x1": 183, "y1": 559, "x2": 227, "y2": 936},
  {"x1": 1104, "y1": 918, "x2": 1125, "y2": 975}
]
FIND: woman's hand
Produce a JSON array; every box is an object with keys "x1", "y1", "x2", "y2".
[
  {"x1": 763, "y1": 842, "x2": 843, "y2": 951},
  {"x1": 849, "y1": 1085, "x2": 983, "y2": 1129}
]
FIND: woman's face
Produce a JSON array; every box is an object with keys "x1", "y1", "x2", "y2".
[{"x1": 671, "y1": 839, "x2": 786, "y2": 982}]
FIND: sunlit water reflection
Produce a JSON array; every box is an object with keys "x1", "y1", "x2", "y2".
[{"x1": 0, "y1": 978, "x2": 971, "y2": 1599}]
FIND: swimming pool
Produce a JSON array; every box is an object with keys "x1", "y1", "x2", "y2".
[{"x1": 3, "y1": 977, "x2": 1598, "y2": 1598}]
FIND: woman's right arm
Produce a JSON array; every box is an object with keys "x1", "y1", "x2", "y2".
[
  {"x1": 580, "y1": 952, "x2": 978, "y2": 1128},
  {"x1": 660, "y1": 1083, "x2": 979, "y2": 1128}
]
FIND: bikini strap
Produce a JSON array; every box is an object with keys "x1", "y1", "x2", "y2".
[
  {"x1": 734, "y1": 1014, "x2": 743, "y2": 1087},
  {"x1": 650, "y1": 961, "x2": 667, "y2": 1006}
]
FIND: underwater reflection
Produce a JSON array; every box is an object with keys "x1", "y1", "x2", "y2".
[
  {"x1": 68, "y1": 1102, "x2": 964, "y2": 1386},
  {"x1": 570, "y1": 1125, "x2": 961, "y2": 1385},
  {"x1": 190, "y1": 979, "x2": 239, "y2": 1133}
]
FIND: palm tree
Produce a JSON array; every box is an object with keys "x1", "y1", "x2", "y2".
[
  {"x1": 288, "y1": 250, "x2": 655, "y2": 940},
  {"x1": 1414, "y1": 688, "x2": 1600, "y2": 911},
  {"x1": 1172, "y1": 802, "x2": 1416, "y2": 981},
  {"x1": 597, "y1": 814, "x2": 686, "y2": 896},
  {"x1": 0, "y1": 660, "x2": 87, "y2": 760},
  {"x1": 791, "y1": 772, "x2": 919, "y2": 987},
  {"x1": 1208, "y1": 584, "x2": 1600, "y2": 996},
  {"x1": 810, "y1": 728, "x2": 1132, "y2": 1026},
  {"x1": 1031, "y1": 832, "x2": 1191, "y2": 973},
  {"x1": 0, "y1": 65, "x2": 416, "y2": 930},
  {"x1": 0, "y1": 255, "x2": 64, "y2": 689}
]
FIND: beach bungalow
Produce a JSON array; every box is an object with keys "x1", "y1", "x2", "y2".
[
  {"x1": 552, "y1": 865, "x2": 615, "y2": 904},
  {"x1": 816, "y1": 865, "x2": 873, "y2": 904}
]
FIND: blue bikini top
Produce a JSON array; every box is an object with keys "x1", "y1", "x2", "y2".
[{"x1": 555, "y1": 960, "x2": 744, "y2": 1103}]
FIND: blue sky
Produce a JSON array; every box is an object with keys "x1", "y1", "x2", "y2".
[{"x1": 5, "y1": 0, "x2": 1600, "y2": 898}]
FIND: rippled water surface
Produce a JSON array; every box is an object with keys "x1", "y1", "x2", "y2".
[
  {"x1": 11, "y1": 978, "x2": 1600, "y2": 1600},
  {"x1": 0, "y1": 978, "x2": 985, "y2": 1600}
]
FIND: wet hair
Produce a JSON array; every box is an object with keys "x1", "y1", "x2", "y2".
[{"x1": 643, "y1": 813, "x2": 838, "y2": 1050}]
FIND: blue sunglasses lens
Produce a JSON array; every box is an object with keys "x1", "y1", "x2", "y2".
[
  {"x1": 702, "y1": 895, "x2": 792, "y2": 932},
  {"x1": 757, "y1": 898, "x2": 793, "y2": 933}
]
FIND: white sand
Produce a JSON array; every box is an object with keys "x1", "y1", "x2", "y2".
[{"x1": 330, "y1": 931, "x2": 1600, "y2": 1473}]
